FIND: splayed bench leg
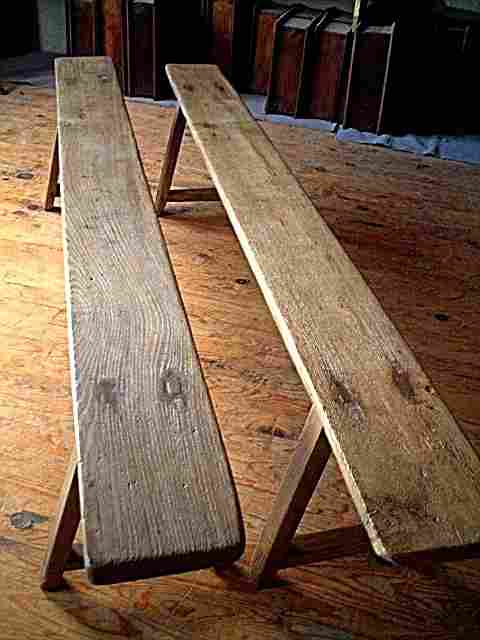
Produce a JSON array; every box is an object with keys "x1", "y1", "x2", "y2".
[
  {"x1": 250, "y1": 406, "x2": 332, "y2": 587},
  {"x1": 40, "y1": 450, "x2": 81, "y2": 591},
  {"x1": 155, "y1": 106, "x2": 186, "y2": 215},
  {"x1": 44, "y1": 132, "x2": 59, "y2": 212},
  {"x1": 154, "y1": 106, "x2": 220, "y2": 215}
]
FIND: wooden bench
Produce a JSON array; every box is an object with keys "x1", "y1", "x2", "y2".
[
  {"x1": 40, "y1": 57, "x2": 244, "y2": 590},
  {"x1": 156, "y1": 63, "x2": 480, "y2": 586}
]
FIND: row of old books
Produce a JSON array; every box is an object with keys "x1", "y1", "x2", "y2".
[
  {"x1": 210, "y1": 0, "x2": 480, "y2": 134},
  {"x1": 64, "y1": 1, "x2": 479, "y2": 134}
]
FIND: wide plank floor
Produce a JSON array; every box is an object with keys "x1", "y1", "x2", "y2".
[{"x1": 1, "y1": 84, "x2": 480, "y2": 639}]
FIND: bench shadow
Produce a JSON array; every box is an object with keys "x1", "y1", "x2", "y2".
[{"x1": 41, "y1": 544, "x2": 480, "y2": 639}]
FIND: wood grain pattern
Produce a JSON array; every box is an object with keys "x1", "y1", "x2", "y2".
[
  {"x1": 166, "y1": 63, "x2": 480, "y2": 561},
  {"x1": 2, "y1": 84, "x2": 480, "y2": 638},
  {"x1": 55, "y1": 57, "x2": 244, "y2": 584}
]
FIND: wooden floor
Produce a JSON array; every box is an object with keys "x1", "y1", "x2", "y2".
[{"x1": 1, "y1": 85, "x2": 480, "y2": 640}]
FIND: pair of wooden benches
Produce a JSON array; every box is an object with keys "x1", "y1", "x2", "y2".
[{"x1": 41, "y1": 57, "x2": 480, "y2": 592}]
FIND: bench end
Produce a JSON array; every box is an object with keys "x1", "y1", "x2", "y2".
[{"x1": 86, "y1": 536, "x2": 245, "y2": 586}]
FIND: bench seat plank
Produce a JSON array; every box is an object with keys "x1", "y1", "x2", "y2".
[
  {"x1": 166, "y1": 63, "x2": 480, "y2": 560},
  {"x1": 56, "y1": 57, "x2": 243, "y2": 584}
]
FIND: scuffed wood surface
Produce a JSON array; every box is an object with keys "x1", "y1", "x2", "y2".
[
  {"x1": 166, "y1": 63, "x2": 480, "y2": 560},
  {"x1": 54, "y1": 57, "x2": 243, "y2": 584},
  {"x1": 1, "y1": 83, "x2": 480, "y2": 638}
]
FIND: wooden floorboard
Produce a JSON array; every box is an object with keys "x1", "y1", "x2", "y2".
[{"x1": 1, "y1": 85, "x2": 480, "y2": 639}]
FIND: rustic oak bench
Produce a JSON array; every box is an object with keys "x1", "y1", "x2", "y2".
[
  {"x1": 156, "y1": 63, "x2": 480, "y2": 587},
  {"x1": 40, "y1": 57, "x2": 244, "y2": 590}
]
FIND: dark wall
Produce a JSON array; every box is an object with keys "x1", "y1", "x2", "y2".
[{"x1": 0, "y1": 2, "x2": 39, "y2": 57}]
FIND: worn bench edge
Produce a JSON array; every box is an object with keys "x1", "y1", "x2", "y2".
[
  {"x1": 389, "y1": 541, "x2": 480, "y2": 569},
  {"x1": 86, "y1": 539, "x2": 246, "y2": 586}
]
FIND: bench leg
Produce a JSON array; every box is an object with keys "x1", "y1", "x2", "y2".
[
  {"x1": 40, "y1": 449, "x2": 81, "y2": 591},
  {"x1": 250, "y1": 406, "x2": 332, "y2": 587},
  {"x1": 155, "y1": 107, "x2": 220, "y2": 214},
  {"x1": 155, "y1": 106, "x2": 186, "y2": 215},
  {"x1": 44, "y1": 132, "x2": 60, "y2": 212}
]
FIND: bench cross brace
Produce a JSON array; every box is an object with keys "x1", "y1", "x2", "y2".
[
  {"x1": 155, "y1": 107, "x2": 220, "y2": 215},
  {"x1": 45, "y1": 113, "x2": 221, "y2": 216}
]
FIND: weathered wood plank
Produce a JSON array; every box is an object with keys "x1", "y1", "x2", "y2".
[
  {"x1": 166, "y1": 63, "x2": 480, "y2": 560},
  {"x1": 55, "y1": 57, "x2": 244, "y2": 584}
]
